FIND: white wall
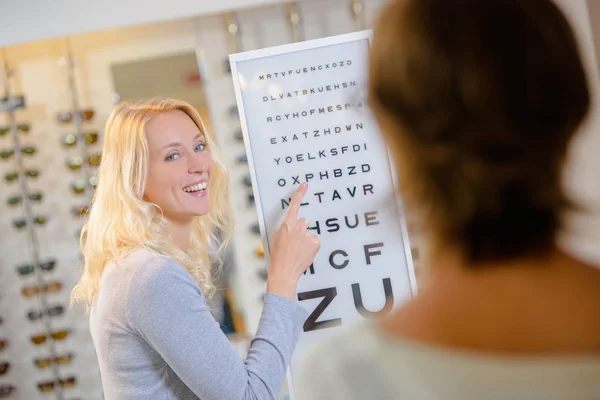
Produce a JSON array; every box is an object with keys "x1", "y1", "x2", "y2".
[{"x1": 0, "y1": 0, "x2": 291, "y2": 47}]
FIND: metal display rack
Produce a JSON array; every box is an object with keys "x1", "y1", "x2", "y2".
[{"x1": 1, "y1": 50, "x2": 66, "y2": 400}]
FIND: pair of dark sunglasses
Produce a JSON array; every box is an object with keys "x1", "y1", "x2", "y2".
[
  {"x1": 28, "y1": 305, "x2": 65, "y2": 321},
  {"x1": 228, "y1": 105, "x2": 239, "y2": 118},
  {"x1": 257, "y1": 267, "x2": 268, "y2": 282},
  {"x1": 250, "y1": 222, "x2": 260, "y2": 236},
  {"x1": 56, "y1": 109, "x2": 94, "y2": 123},
  {"x1": 4, "y1": 169, "x2": 40, "y2": 182},
  {"x1": 12, "y1": 215, "x2": 47, "y2": 230},
  {"x1": 30, "y1": 329, "x2": 70, "y2": 345},
  {"x1": 34, "y1": 352, "x2": 74, "y2": 369},
  {"x1": 0, "y1": 146, "x2": 36, "y2": 159},
  {"x1": 223, "y1": 58, "x2": 232, "y2": 74},
  {"x1": 0, "y1": 123, "x2": 29, "y2": 136},
  {"x1": 66, "y1": 153, "x2": 101, "y2": 170},
  {"x1": 0, "y1": 384, "x2": 15, "y2": 398},
  {"x1": 21, "y1": 281, "x2": 62, "y2": 297},
  {"x1": 236, "y1": 154, "x2": 248, "y2": 164},
  {"x1": 61, "y1": 131, "x2": 98, "y2": 147},
  {"x1": 246, "y1": 193, "x2": 255, "y2": 207},
  {"x1": 17, "y1": 259, "x2": 56, "y2": 276},
  {"x1": 37, "y1": 376, "x2": 76, "y2": 393},
  {"x1": 6, "y1": 192, "x2": 43, "y2": 206},
  {"x1": 241, "y1": 175, "x2": 252, "y2": 188},
  {"x1": 0, "y1": 339, "x2": 7, "y2": 352},
  {"x1": 234, "y1": 129, "x2": 243, "y2": 142},
  {"x1": 0, "y1": 363, "x2": 9, "y2": 376}
]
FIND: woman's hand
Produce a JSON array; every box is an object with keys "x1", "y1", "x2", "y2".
[{"x1": 267, "y1": 182, "x2": 320, "y2": 300}]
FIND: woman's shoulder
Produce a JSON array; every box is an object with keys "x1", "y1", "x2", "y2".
[
  {"x1": 123, "y1": 246, "x2": 169, "y2": 266},
  {"x1": 103, "y1": 247, "x2": 194, "y2": 297},
  {"x1": 124, "y1": 248, "x2": 193, "y2": 286}
]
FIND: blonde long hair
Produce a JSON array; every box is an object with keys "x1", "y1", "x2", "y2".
[{"x1": 70, "y1": 98, "x2": 233, "y2": 310}]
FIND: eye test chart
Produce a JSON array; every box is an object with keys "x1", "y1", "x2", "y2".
[{"x1": 229, "y1": 30, "x2": 417, "y2": 397}]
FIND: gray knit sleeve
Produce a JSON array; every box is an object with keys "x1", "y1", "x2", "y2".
[{"x1": 127, "y1": 255, "x2": 307, "y2": 400}]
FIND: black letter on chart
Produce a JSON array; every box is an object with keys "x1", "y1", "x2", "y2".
[
  {"x1": 364, "y1": 242, "x2": 384, "y2": 265},
  {"x1": 298, "y1": 288, "x2": 342, "y2": 332},
  {"x1": 329, "y1": 250, "x2": 349, "y2": 269},
  {"x1": 281, "y1": 197, "x2": 309, "y2": 210},
  {"x1": 303, "y1": 263, "x2": 315, "y2": 275},
  {"x1": 352, "y1": 278, "x2": 394, "y2": 319}
]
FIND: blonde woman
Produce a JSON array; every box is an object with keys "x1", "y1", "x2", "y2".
[
  {"x1": 298, "y1": 0, "x2": 600, "y2": 399},
  {"x1": 71, "y1": 99, "x2": 319, "y2": 400}
]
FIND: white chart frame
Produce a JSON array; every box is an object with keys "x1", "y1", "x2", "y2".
[{"x1": 229, "y1": 30, "x2": 418, "y2": 400}]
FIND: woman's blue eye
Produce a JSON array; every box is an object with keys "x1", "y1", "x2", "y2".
[
  {"x1": 166, "y1": 153, "x2": 180, "y2": 161},
  {"x1": 195, "y1": 144, "x2": 206, "y2": 152}
]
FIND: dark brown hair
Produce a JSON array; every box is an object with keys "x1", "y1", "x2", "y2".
[{"x1": 369, "y1": 0, "x2": 590, "y2": 264}]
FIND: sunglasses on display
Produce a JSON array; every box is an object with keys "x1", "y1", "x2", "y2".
[
  {"x1": 257, "y1": 268, "x2": 268, "y2": 282},
  {"x1": 30, "y1": 329, "x2": 71, "y2": 345},
  {"x1": 242, "y1": 175, "x2": 252, "y2": 188},
  {"x1": 0, "y1": 384, "x2": 15, "y2": 398},
  {"x1": 411, "y1": 246, "x2": 420, "y2": 261},
  {"x1": 71, "y1": 176, "x2": 98, "y2": 195},
  {"x1": 0, "y1": 123, "x2": 30, "y2": 136},
  {"x1": 250, "y1": 222, "x2": 260, "y2": 236},
  {"x1": 71, "y1": 179, "x2": 88, "y2": 194},
  {"x1": 12, "y1": 215, "x2": 47, "y2": 230},
  {"x1": 255, "y1": 243, "x2": 264, "y2": 257},
  {"x1": 0, "y1": 340, "x2": 7, "y2": 353},
  {"x1": 71, "y1": 204, "x2": 90, "y2": 217},
  {"x1": 33, "y1": 352, "x2": 74, "y2": 369},
  {"x1": 61, "y1": 132, "x2": 99, "y2": 147},
  {"x1": 0, "y1": 363, "x2": 9, "y2": 376},
  {"x1": 28, "y1": 305, "x2": 65, "y2": 321},
  {"x1": 37, "y1": 376, "x2": 77, "y2": 393},
  {"x1": 17, "y1": 259, "x2": 56, "y2": 276},
  {"x1": 56, "y1": 109, "x2": 94, "y2": 124},
  {"x1": 6, "y1": 191, "x2": 43, "y2": 206},
  {"x1": 0, "y1": 146, "x2": 36, "y2": 160},
  {"x1": 4, "y1": 169, "x2": 40, "y2": 183},
  {"x1": 246, "y1": 193, "x2": 255, "y2": 207},
  {"x1": 228, "y1": 105, "x2": 239, "y2": 118},
  {"x1": 223, "y1": 58, "x2": 232, "y2": 74},
  {"x1": 236, "y1": 154, "x2": 247, "y2": 164},
  {"x1": 234, "y1": 129, "x2": 243, "y2": 142},
  {"x1": 21, "y1": 281, "x2": 62, "y2": 297},
  {"x1": 66, "y1": 153, "x2": 102, "y2": 170}
]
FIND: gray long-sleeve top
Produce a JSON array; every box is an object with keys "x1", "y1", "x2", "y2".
[{"x1": 90, "y1": 248, "x2": 307, "y2": 400}]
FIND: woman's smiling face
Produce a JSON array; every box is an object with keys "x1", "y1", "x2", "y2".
[{"x1": 143, "y1": 110, "x2": 212, "y2": 223}]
